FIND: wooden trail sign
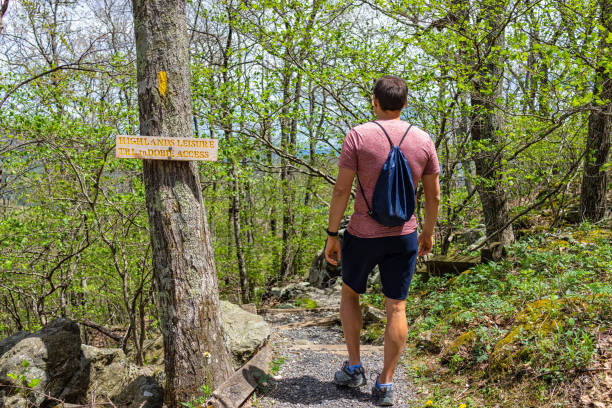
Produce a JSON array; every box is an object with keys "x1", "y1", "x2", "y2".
[{"x1": 115, "y1": 135, "x2": 218, "y2": 161}]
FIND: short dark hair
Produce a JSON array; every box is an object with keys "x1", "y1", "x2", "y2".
[{"x1": 373, "y1": 76, "x2": 407, "y2": 111}]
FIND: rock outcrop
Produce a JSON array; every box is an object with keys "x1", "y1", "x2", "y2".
[
  {"x1": 0, "y1": 319, "x2": 86, "y2": 406},
  {"x1": 0, "y1": 319, "x2": 163, "y2": 407},
  {"x1": 220, "y1": 300, "x2": 271, "y2": 368},
  {"x1": 135, "y1": 300, "x2": 271, "y2": 370},
  {"x1": 0, "y1": 300, "x2": 271, "y2": 407},
  {"x1": 308, "y1": 218, "x2": 349, "y2": 288}
]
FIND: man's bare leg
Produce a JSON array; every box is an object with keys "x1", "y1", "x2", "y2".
[
  {"x1": 379, "y1": 297, "x2": 407, "y2": 384},
  {"x1": 340, "y1": 283, "x2": 362, "y2": 366}
]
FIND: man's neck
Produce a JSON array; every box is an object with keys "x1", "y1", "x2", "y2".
[{"x1": 376, "y1": 110, "x2": 402, "y2": 120}]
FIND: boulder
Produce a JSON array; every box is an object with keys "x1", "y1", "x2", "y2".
[
  {"x1": 367, "y1": 266, "x2": 381, "y2": 288},
  {"x1": 61, "y1": 344, "x2": 163, "y2": 407},
  {"x1": 416, "y1": 330, "x2": 444, "y2": 354},
  {"x1": 308, "y1": 249, "x2": 342, "y2": 288},
  {"x1": 270, "y1": 282, "x2": 310, "y2": 301},
  {"x1": 131, "y1": 301, "x2": 270, "y2": 370},
  {"x1": 308, "y1": 218, "x2": 349, "y2": 288},
  {"x1": 220, "y1": 300, "x2": 271, "y2": 368},
  {"x1": 140, "y1": 335, "x2": 164, "y2": 366},
  {"x1": 0, "y1": 319, "x2": 84, "y2": 406},
  {"x1": 361, "y1": 304, "x2": 386, "y2": 326},
  {"x1": 0, "y1": 319, "x2": 162, "y2": 408},
  {"x1": 2, "y1": 395, "x2": 27, "y2": 408},
  {"x1": 452, "y1": 225, "x2": 485, "y2": 246},
  {"x1": 240, "y1": 303, "x2": 258, "y2": 314},
  {"x1": 114, "y1": 373, "x2": 164, "y2": 408}
]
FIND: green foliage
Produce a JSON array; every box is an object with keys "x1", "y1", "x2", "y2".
[
  {"x1": 294, "y1": 297, "x2": 318, "y2": 309},
  {"x1": 269, "y1": 356, "x2": 285, "y2": 376},
  {"x1": 408, "y1": 226, "x2": 611, "y2": 385},
  {"x1": 179, "y1": 383, "x2": 213, "y2": 408},
  {"x1": 7, "y1": 360, "x2": 41, "y2": 397}
]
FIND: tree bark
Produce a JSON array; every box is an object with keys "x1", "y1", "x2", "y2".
[
  {"x1": 0, "y1": 0, "x2": 9, "y2": 35},
  {"x1": 278, "y1": 53, "x2": 296, "y2": 279},
  {"x1": 469, "y1": 0, "x2": 514, "y2": 245},
  {"x1": 580, "y1": 0, "x2": 612, "y2": 222},
  {"x1": 230, "y1": 162, "x2": 250, "y2": 303},
  {"x1": 131, "y1": 0, "x2": 233, "y2": 405}
]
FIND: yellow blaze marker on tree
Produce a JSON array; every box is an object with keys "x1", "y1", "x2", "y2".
[{"x1": 158, "y1": 71, "x2": 168, "y2": 96}]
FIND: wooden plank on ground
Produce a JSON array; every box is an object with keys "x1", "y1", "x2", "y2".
[{"x1": 206, "y1": 344, "x2": 272, "y2": 408}]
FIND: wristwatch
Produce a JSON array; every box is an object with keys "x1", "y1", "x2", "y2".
[{"x1": 326, "y1": 228, "x2": 339, "y2": 237}]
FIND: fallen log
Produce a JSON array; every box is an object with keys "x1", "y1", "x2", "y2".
[
  {"x1": 206, "y1": 344, "x2": 272, "y2": 408},
  {"x1": 259, "y1": 306, "x2": 337, "y2": 314},
  {"x1": 277, "y1": 316, "x2": 340, "y2": 330},
  {"x1": 424, "y1": 255, "x2": 480, "y2": 276},
  {"x1": 290, "y1": 344, "x2": 383, "y2": 354}
]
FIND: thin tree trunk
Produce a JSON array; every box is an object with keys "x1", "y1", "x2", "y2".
[
  {"x1": 230, "y1": 162, "x2": 250, "y2": 303},
  {"x1": 469, "y1": 0, "x2": 514, "y2": 245},
  {"x1": 278, "y1": 52, "x2": 295, "y2": 279},
  {"x1": 131, "y1": 0, "x2": 233, "y2": 404},
  {"x1": 580, "y1": 0, "x2": 611, "y2": 222}
]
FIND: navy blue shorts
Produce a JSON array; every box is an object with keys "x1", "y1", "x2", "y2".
[{"x1": 341, "y1": 230, "x2": 418, "y2": 300}]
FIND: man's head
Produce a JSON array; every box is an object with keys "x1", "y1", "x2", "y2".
[{"x1": 372, "y1": 75, "x2": 407, "y2": 112}]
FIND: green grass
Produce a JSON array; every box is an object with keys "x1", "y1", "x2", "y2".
[
  {"x1": 270, "y1": 356, "x2": 285, "y2": 376},
  {"x1": 294, "y1": 297, "x2": 318, "y2": 309},
  {"x1": 400, "y1": 224, "x2": 611, "y2": 407}
]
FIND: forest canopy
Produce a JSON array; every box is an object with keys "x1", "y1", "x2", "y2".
[{"x1": 0, "y1": 0, "x2": 610, "y2": 349}]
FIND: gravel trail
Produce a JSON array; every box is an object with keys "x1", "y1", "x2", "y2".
[{"x1": 252, "y1": 286, "x2": 416, "y2": 407}]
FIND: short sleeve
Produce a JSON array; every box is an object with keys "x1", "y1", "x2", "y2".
[
  {"x1": 338, "y1": 129, "x2": 357, "y2": 171},
  {"x1": 423, "y1": 137, "x2": 440, "y2": 175}
]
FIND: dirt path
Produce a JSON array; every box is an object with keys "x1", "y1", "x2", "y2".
[{"x1": 249, "y1": 285, "x2": 416, "y2": 407}]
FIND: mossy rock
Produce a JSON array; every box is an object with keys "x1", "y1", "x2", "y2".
[
  {"x1": 573, "y1": 228, "x2": 610, "y2": 244},
  {"x1": 416, "y1": 329, "x2": 444, "y2": 354},
  {"x1": 440, "y1": 330, "x2": 477, "y2": 364},
  {"x1": 361, "y1": 303, "x2": 386, "y2": 325},
  {"x1": 488, "y1": 297, "x2": 584, "y2": 378}
]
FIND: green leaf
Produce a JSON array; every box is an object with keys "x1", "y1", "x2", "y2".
[{"x1": 27, "y1": 378, "x2": 41, "y2": 388}]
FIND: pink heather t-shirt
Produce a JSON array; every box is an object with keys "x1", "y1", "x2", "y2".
[{"x1": 338, "y1": 120, "x2": 440, "y2": 238}]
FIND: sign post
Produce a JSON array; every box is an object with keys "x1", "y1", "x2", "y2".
[{"x1": 115, "y1": 135, "x2": 218, "y2": 161}]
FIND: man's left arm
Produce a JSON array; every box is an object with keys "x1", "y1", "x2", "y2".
[
  {"x1": 418, "y1": 173, "x2": 440, "y2": 256},
  {"x1": 325, "y1": 167, "x2": 356, "y2": 266}
]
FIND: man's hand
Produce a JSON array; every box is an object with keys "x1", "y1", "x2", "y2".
[
  {"x1": 324, "y1": 236, "x2": 341, "y2": 266},
  {"x1": 418, "y1": 233, "x2": 433, "y2": 257}
]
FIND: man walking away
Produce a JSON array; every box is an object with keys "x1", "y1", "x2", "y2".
[{"x1": 324, "y1": 75, "x2": 440, "y2": 406}]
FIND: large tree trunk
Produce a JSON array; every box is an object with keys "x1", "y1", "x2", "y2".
[
  {"x1": 580, "y1": 0, "x2": 612, "y2": 222},
  {"x1": 131, "y1": 0, "x2": 233, "y2": 405},
  {"x1": 470, "y1": 0, "x2": 514, "y2": 245}
]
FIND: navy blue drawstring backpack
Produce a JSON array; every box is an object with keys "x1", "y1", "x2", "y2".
[{"x1": 356, "y1": 121, "x2": 416, "y2": 227}]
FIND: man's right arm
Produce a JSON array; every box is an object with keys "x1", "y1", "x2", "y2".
[{"x1": 418, "y1": 173, "x2": 440, "y2": 256}]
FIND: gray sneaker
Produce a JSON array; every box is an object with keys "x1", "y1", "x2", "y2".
[
  {"x1": 371, "y1": 382, "x2": 394, "y2": 406},
  {"x1": 333, "y1": 361, "x2": 366, "y2": 387}
]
